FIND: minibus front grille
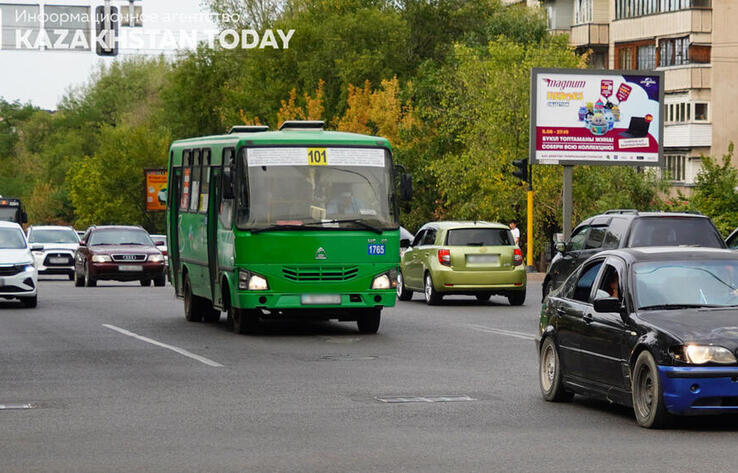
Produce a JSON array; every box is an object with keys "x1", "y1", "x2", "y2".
[{"x1": 282, "y1": 265, "x2": 359, "y2": 282}]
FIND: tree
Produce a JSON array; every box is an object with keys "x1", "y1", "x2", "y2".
[{"x1": 690, "y1": 144, "x2": 738, "y2": 237}]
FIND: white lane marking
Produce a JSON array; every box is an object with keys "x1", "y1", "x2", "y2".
[
  {"x1": 467, "y1": 324, "x2": 536, "y2": 341},
  {"x1": 102, "y1": 324, "x2": 224, "y2": 367}
]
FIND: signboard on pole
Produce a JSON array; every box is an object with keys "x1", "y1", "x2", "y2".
[
  {"x1": 529, "y1": 68, "x2": 664, "y2": 166},
  {"x1": 145, "y1": 168, "x2": 167, "y2": 212}
]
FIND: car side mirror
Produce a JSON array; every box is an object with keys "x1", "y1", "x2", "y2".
[
  {"x1": 400, "y1": 238, "x2": 411, "y2": 249},
  {"x1": 593, "y1": 297, "x2": 622, "y2": 314},
  {"x1": 555, "y1": 241, "x2": 566, "y2": 254},
  {"x1": 30, "y1": 244, "x2": 43, "y2": 252},
  {"x1": 154, "y1": 240, "x2": 165, "y2": 246}
]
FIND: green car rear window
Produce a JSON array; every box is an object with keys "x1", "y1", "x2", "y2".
[{"x1": 445, "y1": 228, "x2": 513, "y2": 246}]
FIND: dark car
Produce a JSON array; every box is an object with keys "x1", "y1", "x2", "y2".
[
  {"x1": 74, "y1": 226, "x2": 166, "y2": 287},
  {"x1": 538, "y1": 247, "x2": 738, "y2": 428},
  {"x1": 542, "y1": 210, "x2": 726, "y2": 299}
]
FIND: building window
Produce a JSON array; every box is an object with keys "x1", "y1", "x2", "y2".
[
  {"x1": 665, "y1": 155, "x2": 686, "y2": 182},
  {"x1": 616, "y1": 0, "x2": 708, "y2": 19},
  {"x1": 618, "y1": 47, "x2": 634, "y2": 69},
  {"x1": 574, "y1": 0, "x2": 593, "y2": 24},
  {"x1": 659, "y1": 37, "x2": 689, "y2": 67},
  {"x1": 0, "y1": 4, "x2": 40, "y2": 50},
  {"x1": 694, "y1": 103, "x2": 708, "y2": 121},
  {"x1": 637, "y1": 45, "x2": 656, "y2": 70},
  {"x1": 45, "y1": 6, "x2": 90, "y2": 51}
]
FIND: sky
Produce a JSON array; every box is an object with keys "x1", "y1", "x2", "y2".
[{"x1": 0, "y1": 0, "x2": 217, "y2": 109}]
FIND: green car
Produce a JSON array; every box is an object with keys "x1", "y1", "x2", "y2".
[{"x1": 397, "y1": 221, "x2": 527, "y2": 305}]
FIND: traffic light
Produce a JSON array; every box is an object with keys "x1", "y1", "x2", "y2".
[
  {"x1": 95, "y1": 5, "x2": 119, "y2": 56},
  {"x1": 512, "y1": 159, "x2": 528, "y2": 182}
]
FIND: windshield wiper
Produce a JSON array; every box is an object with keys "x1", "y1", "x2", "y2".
[
  {"x1": 119, "y1": 242, "x2": 145, "y2": 245},
  {"x1": 639, "y1": 304, "x2": 720, "y2": 311},
  {"x1": 249, "y1": 224, "x2": 306, "y2": 234},
  {"x1": 312, "y1": 219, "x2": 384, "y2": 234}
]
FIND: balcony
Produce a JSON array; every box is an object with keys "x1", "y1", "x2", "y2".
[
  {"x1": 569, "y1": 23, "x2": 609, "y2": 47},
  {"x1": 661, "y1": 65, "x2": 711, "y2": 92},
  {"x1": 664, "y1": 123, "x2": 712, "y2": 148},
  {"x1": 611, "y1": 9, "x2": 712, "y2": 43}
]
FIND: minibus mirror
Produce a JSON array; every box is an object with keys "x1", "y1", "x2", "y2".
[
  {"x1": 400, "y1": 173, "x2": 412, "y2": 201},
  {"x1": 400, "y1": 238, "x2": 411, "y2": 249},
  {"x1": 21, "y1": 211, "x2": 28, "y2": 224}
]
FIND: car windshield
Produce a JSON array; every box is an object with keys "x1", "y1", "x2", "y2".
[
  {"x1": 634, "y1": 260, "x2": 738, "y2": 309},
  {"x1": 0, "y1": 227, "x2": 27, "y2": 249},
  {"x1": 29, "y1": 228, "x2": 79, "y2": 244},
  {"x1": 88, "y1": 229, "x2": 154, "y2": 246},
  {"x1": 0, "y1": 207, "x2": 18, "y2": 222},
  {"x1": 628, "y1": 217, "x2": 724, "y2": 248},
  {"x1": 239, "y1": 147, "x2": 396, "y2": 231},
  {"x1": 446, "y1": 228, "x2": 513, "y2": 246}
]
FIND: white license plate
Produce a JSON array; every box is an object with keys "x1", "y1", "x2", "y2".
[
  {"x1": 118, "y1": 265, "x2": 143, "y2": 272},
  {"x1": 466, "y1": 254, "x2": 499, "y2": 264},
  {"x1": 49, "y1": 257, "x2": 68, "y2": 264},
  {"x1": 301, "y1": 294, "x2": 341, "y2": 305}
]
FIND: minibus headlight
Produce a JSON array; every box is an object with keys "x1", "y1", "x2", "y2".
[
  {"x1": 238, "y1": 269, "x2": 269, "y2": 291},
  {"x1": 371, "y1": 269, "x2": 397, "y2": 290}
]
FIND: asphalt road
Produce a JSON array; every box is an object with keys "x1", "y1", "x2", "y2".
[{"x1": 3, "y1": 277, "x2": 738, "y2": 473}]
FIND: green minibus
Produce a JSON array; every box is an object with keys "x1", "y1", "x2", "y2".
[{"x1": 166, "y1": 121, "x2": 410, "y2": 334}]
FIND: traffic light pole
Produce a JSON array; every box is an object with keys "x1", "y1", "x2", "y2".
[
  {"x1": 562, "y1": 165, "x2": 573, "y2": 241},
  {"x1": 526, "y1": 163, "x2": 534, "y2": 272}
]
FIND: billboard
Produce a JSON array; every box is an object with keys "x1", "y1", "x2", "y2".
[
  {"x1": 530, "y1": 68, "x2": 664, "y2": 166},
  {"x1": 145, "y1": 168, "x2": 167, "y2": 212}
]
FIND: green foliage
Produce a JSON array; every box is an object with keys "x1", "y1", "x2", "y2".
[
  {"x1": 690, "y1": 144, "x2": 738, "y2": 237},
  {"x1": 67, "y1": 125, "x2": 171, "y2": 230}
]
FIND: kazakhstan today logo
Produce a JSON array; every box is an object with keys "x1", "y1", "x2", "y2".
[{"x1": 0, "y1": 9, "x2": 295, "y2": 51}]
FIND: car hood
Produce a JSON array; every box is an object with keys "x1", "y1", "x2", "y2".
[
  {"x1": 639, "y1": 309, "x2": 738, "y2": 349},
  {"x1": 34, "y1": 243, "x2": 78, "y2": 251},
  {"x1": 88, "y1": 245, "x2": 160, "y2": 255},
  {"x1": 0, "y1": 249, "x2": 33, "y2": 265}
]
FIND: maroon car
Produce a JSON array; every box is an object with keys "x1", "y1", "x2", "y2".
[{"x1": 74, "y1": 226, "x2": 166, "y2": 287}]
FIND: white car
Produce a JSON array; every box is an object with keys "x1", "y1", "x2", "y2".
[
  {"x1": 26, "y1": 225, "x2": 80, "y2": 280},
  {"x1": 0, "y1": 221, "x2": 38, "y2": 307}
]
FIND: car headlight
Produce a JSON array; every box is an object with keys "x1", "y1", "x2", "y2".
[
  {"x1": 148, "y1": 254, "x2": 164, "y2": 263},
  {"x1": 23, "y1": 263, "x2": 35, "y2": 271},
  {"x1": 371, "y1": 269, "x2": 398, "y2": 290},
  {"x1": 238, "y1": 269, "x2": 269, "y2": 290},
  {"x1": 675, "y1": 345, "x2": 738, "y2": 364},
  {"x1": 91, "y1": 254, "x2": 112, "y2": 263}
]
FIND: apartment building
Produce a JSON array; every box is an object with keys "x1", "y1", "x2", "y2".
[{"x1": 531, "y1": 0, "x2": 737, "y2": 191}]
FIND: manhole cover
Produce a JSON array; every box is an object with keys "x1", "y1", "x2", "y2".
[
  {"x1": 319, "y1": 354, "x2": 378, "y2": 361},
  {"x1": 375, "y1": 395, "x2": 477, "y2": 404},
  {"x1": 0, "y1": 403, "x2": 36, "y2": 410}
]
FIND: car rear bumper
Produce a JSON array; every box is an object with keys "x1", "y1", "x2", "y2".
[
  {"x1": 659, "y1": 366, "x2": 738, "y2": 414},
  {"x1": 434, "y1": 267, "x2": 526, "y2": 292},
  {"x1": 89, "y1": 262, "x2": 166, "y2": 281}
]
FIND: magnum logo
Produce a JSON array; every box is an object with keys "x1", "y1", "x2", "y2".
[{"x1": 543, "y1": 78, "x2": 587, "y2": 89}]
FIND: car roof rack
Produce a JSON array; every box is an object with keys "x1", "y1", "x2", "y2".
[
  {"x1": 604, "y1": 209, "x2": 639, "y2": 215},
  {"x1": 229, "y1": 125, "x2": 269, "y2": 134},
  {"x1": 279, "y1": 120, "x2": 325, "y2": 131}
]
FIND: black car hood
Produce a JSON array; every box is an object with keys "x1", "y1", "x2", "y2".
[{"x1": 639, "y1": 308, "x2": 738, "y2": 350}]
